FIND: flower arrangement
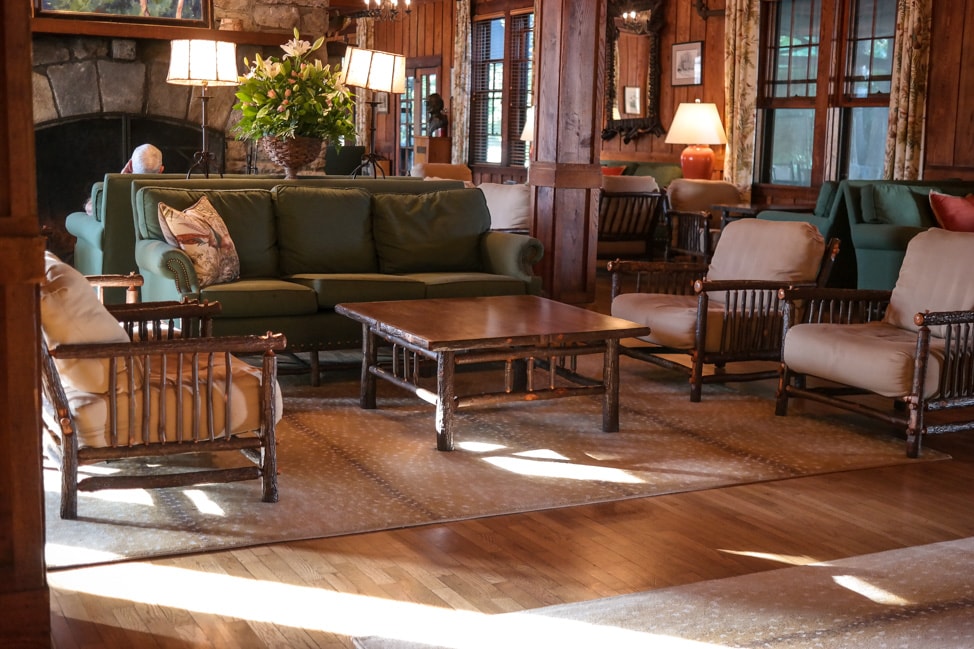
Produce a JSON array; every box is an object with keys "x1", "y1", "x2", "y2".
[{"x1": 233, "y1": 29, "x2": 356, "y2": 144}]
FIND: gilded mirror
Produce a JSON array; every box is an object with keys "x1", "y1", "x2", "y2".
[{"x1": 603, "y1": 0, "x2": 665, "y2": 143}]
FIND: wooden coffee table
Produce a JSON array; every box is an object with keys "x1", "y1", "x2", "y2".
[{"x1": 335, "y1": 295, "x2": 651, "y2": 451}]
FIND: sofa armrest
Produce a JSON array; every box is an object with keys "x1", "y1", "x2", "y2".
[
  {"x1": 135, "y1": 239, "x2": 200, "y2": 296},
  {"x1": 64, "y1": 211, "x2": 103, "y2": 248},
  {"x1": 480, "y1": 231, "x2": 544, "y2": 283}
]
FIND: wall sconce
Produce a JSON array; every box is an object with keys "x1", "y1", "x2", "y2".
[
  {"x1": 340, "y1": 46, "x2": 407, "y2": 177},
  {"x1": 166, "y1": 39, "x2": 238, "y2": 178},
  {"x1": 664, "y1": 100, "x2": 727, "y2": 180}
]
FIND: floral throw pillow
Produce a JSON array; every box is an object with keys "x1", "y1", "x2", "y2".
[{"x1": 158, "y1": 196, "x2": 240, "y2": 288}]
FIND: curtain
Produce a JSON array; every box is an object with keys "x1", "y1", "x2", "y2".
[
  {"x1": 451, "y1": 0, "x2": 472, "y2": 165},
  {"x1": 723, "y1": 0, "x2": 760, "y2": 194},
  {"x1": 353, "y1": 19, "x2": 375, "y2": 147},
  {"x1": 883, "y1": 0, "x2": 932, "y2": 180}
]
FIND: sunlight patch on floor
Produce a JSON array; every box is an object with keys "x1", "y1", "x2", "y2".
[
  {"x1": 482, "y1": 455, "x2": 644, "y2": 483},
  {"x1": 832, "y1": 574, "x2": 913, "y2": 605},
  {"x1": 718, "y1": 549, "x2": 821, "y2": 566},
  {"x1": 48, "y1": 562, "x2": 730, "y2": 648}
]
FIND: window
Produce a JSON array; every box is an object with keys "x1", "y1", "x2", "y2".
[
  {"x1": 470, "y1": 11, "x2": 533, "y2": 167},
  {"x1": 399, "y1": 68, "x2": 438, "y2": 175},
  {"x1": 757, "y1": 0, "x2": 896, "y2": 185}
]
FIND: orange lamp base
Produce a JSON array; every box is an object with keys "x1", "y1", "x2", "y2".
[{"x1": 680, "y1": 145, "x2": 715, "y2": 180}]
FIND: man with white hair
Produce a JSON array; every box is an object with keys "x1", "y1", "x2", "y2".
[{"x1": 121, "y1": 143, "x2": 164, "y2": 173}]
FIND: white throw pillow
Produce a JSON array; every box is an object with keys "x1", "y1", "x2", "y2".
[
  {"x1": 478, "y1": 182, "x2": 532, "y2": 231},
  {"x1": 40, "y1": 252, "x2": 140, "y2": 394}
]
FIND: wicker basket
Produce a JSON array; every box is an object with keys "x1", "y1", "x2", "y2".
[{"x1": 260, "y1": 136, "x2": 323, "y2": 179}]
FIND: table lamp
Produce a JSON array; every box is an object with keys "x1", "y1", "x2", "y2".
[
  {"x1": 167, "y1": 39, "x2": 238, "y2": 178},
  {"x1": 340, "y1": 46, "x2": 406, "y2": 177},
  {"x1": 664, "y1": 100, "x2": 727, "y2": 180}
]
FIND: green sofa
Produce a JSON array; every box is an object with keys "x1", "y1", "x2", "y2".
[{"x1": 132, "y1": 183, "x2": 544, "y2": 380}]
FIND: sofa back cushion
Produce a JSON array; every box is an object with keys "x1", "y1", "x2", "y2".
[
  {"x1": 863, "y1": 184, "x2": 939, "y2": 227},
  {"x1": 136, "y1": 187, "x2": 278, "y2": 278},
  {"x1": 372, "y1": 189, "x2": 491, "y2": 274},
  {"x1": 478, "y1": 182, "x2": 532, "y2": 231},
  {"x1": 708, "y1": 219, "x2": 825, "y2": 291},
  {"x1": 885, "y1": 228, "x2": 974, "y2": 334},
  {"x1": 273, "y1": 185, "x2": 378, "y2": 274},
  {"x1": 667, "y1": 178, "x2": 741, "y2": 214}
]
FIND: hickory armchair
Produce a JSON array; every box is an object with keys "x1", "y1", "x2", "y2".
[
  {"x1": 608, "y1": 219, "x2": 839, "y2": 402},
  {"x1": 40, "y1": 253, "x2": 286, "y2": 519},
  {"x1": 776, "y1": 228, "x2": 974, "y2": 457}
]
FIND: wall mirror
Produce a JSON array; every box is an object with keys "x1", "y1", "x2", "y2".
[{"x1": 603, "y1": 0, "x2": 666, "y2": 143}]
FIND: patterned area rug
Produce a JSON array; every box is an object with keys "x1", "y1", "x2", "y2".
[
  {"x1": 45, "y1": 356, "x2": 946, "y2": 570},
  {"x1": 353, "y1": 535, "x2": 974, "y2": 649}
]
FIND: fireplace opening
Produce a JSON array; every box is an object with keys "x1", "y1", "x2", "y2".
[{"x1": 36, "y1": 115, "x2": 226, "y2": 262}]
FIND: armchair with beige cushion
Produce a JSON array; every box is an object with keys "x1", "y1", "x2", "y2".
[
  {"x1": 597, "y1": 174, "x2": 665, "y2": 259},
  {"x1": 664, "y1": 178, "x2": 742, "y2": 258},
  {"x1": 608, "y1": 219, "x2": 839, "y2": 402},
  {"x1": 776, "y1": 228, "x2": 974, "y2": 457},
  {"x1": 40, "y1": 253, "x2": 286, "y2": 519}
]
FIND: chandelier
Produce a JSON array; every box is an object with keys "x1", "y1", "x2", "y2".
[
  {"x1": 357, "y1": 0, "x2": 412, "y2": 21},
  {"x1": 621, "y1": 10, "x2": 652, "y2": 35}
]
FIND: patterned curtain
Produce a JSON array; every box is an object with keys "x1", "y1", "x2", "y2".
[
  {"x1": 353, "y1": 19, "x2": 375, "y2": 147},
  {"x1": 884, "y1": 0, "x2": 932, "y2": 180},
  {"x1": 451, "y1": 0, "x2": 472, "y2": 165},
  {"x1": 723, "y1": 0, "x2": 760, "y2": 194}
]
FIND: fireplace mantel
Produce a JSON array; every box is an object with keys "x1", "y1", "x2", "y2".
[{"x1": 32, "y1": 16, "x2": 289, "y2": 46}]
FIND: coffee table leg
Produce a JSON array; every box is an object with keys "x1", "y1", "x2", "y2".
[
  {"x1": 435, "y1": 350, "x2": 456, "y2": 451},
  {"x1": 361, "y1": 324, "x2": 377, "y2": 409},
  {"x1": 603, "y1": 338, "x2": 620, "y2": 432}
]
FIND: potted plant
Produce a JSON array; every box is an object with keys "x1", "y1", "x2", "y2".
[{"x1": 234, "y1": 29, "x2": 356, "y2": 178}]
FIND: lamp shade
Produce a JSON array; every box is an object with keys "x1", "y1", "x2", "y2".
[
  {"x1": 664, "y1": 100, "x2": 727, "y2": 180},
  {"x1": 340, "y1": 46, "x2": 406, "y2": 94},
  {"x1": 167, "y1": 39, "x2": 238, "y2": 87}
]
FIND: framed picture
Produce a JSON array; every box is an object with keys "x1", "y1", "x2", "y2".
[
  {"x1": 374, "y1": 92, "x2": 389, "y2": 114},
  {"x1": 623, "y1": 87, "x2": 641, "y2": 115},
  {"x1": 672, "y1": 41, "x2": 703, "y2": 86},
  {"x1": 32, "y1": 0, "x2": 211, "y2": 28}
]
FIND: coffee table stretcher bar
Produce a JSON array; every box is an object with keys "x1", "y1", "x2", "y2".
[{"x1": 336, "y1": 296, "x2": 649, "y2": 451}]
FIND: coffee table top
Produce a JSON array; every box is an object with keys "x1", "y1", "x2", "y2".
[{"x1": 336, "y1": 295, "x2": 650, "y2": 351}]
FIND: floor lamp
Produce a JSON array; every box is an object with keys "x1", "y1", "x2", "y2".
[
  {"x1": 167, "y1": 39, "x2": 239, "y2": 178},
  {"x1": 340, "y1": 46, "x2": 406, "y2": 178}
]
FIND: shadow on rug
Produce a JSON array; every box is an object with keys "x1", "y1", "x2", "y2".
[
  {"x1": 45, "y1": 356, "x2": 947, "y2": 570},
  {"x1": 353, "y1": 536, "x2": 974, "y2": 649}
]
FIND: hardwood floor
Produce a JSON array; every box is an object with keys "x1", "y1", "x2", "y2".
[{"x1": 47, "y1": 273, "x2": 974, "y2": 648}]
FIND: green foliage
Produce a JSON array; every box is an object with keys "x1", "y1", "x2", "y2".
[{"x1": 233, "y1": 29, "x2": 356, "y2": 144}]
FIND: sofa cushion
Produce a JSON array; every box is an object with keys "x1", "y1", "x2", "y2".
[
  {"x1": 610, "y1": 292, "x2": 725, "y2": 351},
  {"x1": 200, "y1": 279, "x2": 319, "y2": 318},
  {"x1": 478, "y1": 183, "x2": 532, "y2": 231},
  {"x1": 864, "y1": 184, "x2": 938, "y2": 227},
  {"x1": 272, "y1": 186, "x2": 378, "y2": 274},
  {"x1": 287, "y1": 274, "x2": 427, "y2": 308},
  {"x1": 708, "y1": 219, "x2": 825, "y2": 286},
  {"x1": 372, "y1": 189, "x2": 490, "y2": 274},
  {"x1": 929, "y1": 190, "x2": 974, "y2": 232},
  {"x1": 40, "y1": 252, "x2": 140, "y2": 394},
  {"x1": 405, "y1": 272, "x2": 530, "y2": 298},
  {"x1": 158, "y1": 196, "x2": 240, "y2": 288},
  {"x1": 884, "y1": 228, "x2": 974, "y2": 334}
]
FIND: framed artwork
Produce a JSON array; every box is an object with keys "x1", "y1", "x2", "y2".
[
  {"x1": 623, "y1": 87, "x2": 641, "y2": 115},
  {"x1": 32, "y1": 0, "x2": 211, "y2": 28},
  {"x1": 672, "y1": 41, "x2": 703, "y2": 86},
  {"x1": 374, "y1": 92, "x2": 390, "y2": 114}
]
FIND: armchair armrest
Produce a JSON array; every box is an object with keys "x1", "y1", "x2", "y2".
[
  {"x1": 694, "y1": 278, "x2": 814, "y2": 294},
  {"x1": 480, "y1": 231, "x2": 544, "y2": 283},
  {"x1": 778, "y1": 287, "x2": 892, "y2": 327},
  {"x1": 64, "y1": 211, "x2": 104, "y2": 248},
  {"x1": 607, "y1": 259, "x2": 708, "y2": 299},
  {"x1": 87, "y1": 272, "x2": 143, "y2": 304},
  {"x1": 106, "y1": 299, "x2": 223, "y2": 340},
  {"x1": 49, "y1": 332, "x2": 287, "y2": 361}
]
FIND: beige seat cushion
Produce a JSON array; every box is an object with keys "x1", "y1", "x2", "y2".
[
  {"x1": 611, "y1": 292, "x2": 725, "y2": 351},
  {"x1": 478, "y1": 182, "x2": 531, "y2": 230},
  {"x1": 884, "y1": 228, "x2": 974, "y2": 334},
  {"x1": 783, "y1": 321, "x2": 943, "y2": 399},
  {"x1": 64, "y1": 353, "x2": 283, "y2": 449},
  {"x1": 40, "y1": 252, "x2": 141, "y2": 393}
]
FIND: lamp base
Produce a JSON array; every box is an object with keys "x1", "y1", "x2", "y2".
[{"x1": 680, "y1": 145, "x2": 715, "y2": 180}]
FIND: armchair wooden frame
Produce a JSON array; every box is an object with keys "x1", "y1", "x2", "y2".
[
  {"x1": 608, "y1": 237, "x2": 840, "y2": 402},
  {"x1": 597, "y1": 189, "x2": 667, "y2": 259},
  {"x1": 775, "y1": 287, "x2": 974, "y2": 457},
  {"x1": 663, "y1": 210, "x2": 715, "y2": 262},
  {"x1": 41, "y1": 287, "x2": 287, "y2": 519}
]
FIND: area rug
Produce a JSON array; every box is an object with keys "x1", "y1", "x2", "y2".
[
  {"x1": 353, "y1": 535, "x2": 974, "y2": 649},
  {"x1": 45, "y1": 356, "x2": 946, "y2": 570}
]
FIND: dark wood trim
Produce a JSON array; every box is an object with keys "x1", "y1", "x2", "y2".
[{"x1": 31, "y1": 16, "x2": 290, "y2": 46}]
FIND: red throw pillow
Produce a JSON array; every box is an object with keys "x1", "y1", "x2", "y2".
[
  {"x1": 929, "y1": 190, "x2": 974, "y2": 232},
  {"x1": 601, "y1": 165, "x2": 627, "y2": 176}
]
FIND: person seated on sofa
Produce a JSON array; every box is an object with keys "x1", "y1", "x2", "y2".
[{"x1": 84, "y1": 143, "x2": 164, "y2": 215}]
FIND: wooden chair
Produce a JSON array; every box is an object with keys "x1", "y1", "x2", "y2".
[
  {"x1": 597, "y1": 175, "x2": 666, "y2": 259},
  {"x1": 40, "y1": 254, "x2": 287, "y2": 519},
  {"x1": 608, "y1": 219, "x2": 840, "y2": 402},
  {"x1": 663, "y1": 210, "x2": 715, "y2": 262},
  {"x1": 776, "y1": 228, "x2": 974, "y2": 457}
]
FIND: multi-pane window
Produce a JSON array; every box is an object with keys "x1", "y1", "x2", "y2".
[
  {"x1": 470, "y1": 11, "x2": 533, "y2": 167},
  {"x1": 758, "y1": 0, "x2": 896, "y2": 186}
]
